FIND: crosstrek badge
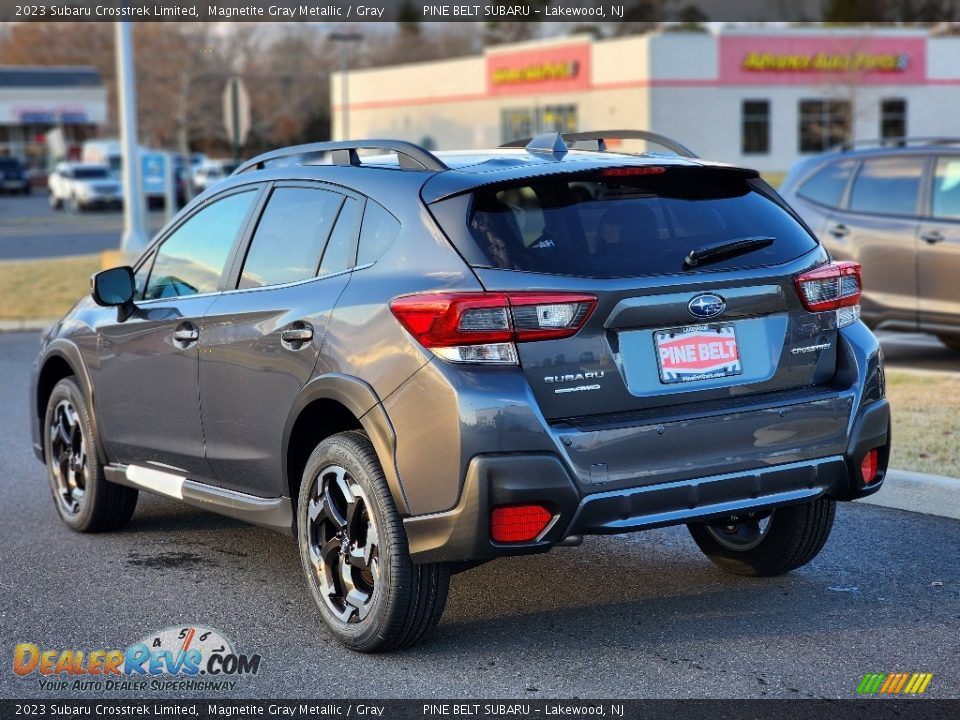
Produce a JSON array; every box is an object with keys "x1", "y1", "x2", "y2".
[{"x1": 655, "y1": 324, "x2": 743, "y2": 384}]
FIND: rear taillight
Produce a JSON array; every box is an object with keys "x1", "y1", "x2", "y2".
[
  {"x1": 795, "y1": 261, "x2": 862, "y2": 328},
  {"x1": 389, "y1": 292, "x2": 596, "y2": 364},
  {"x1": 490, "y1": 505, "x2": 553, "y2": 543}
]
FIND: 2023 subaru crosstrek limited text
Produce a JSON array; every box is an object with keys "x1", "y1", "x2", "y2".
[{"x1": 30, "y1": 131, "x2": 890, "y2": 652}]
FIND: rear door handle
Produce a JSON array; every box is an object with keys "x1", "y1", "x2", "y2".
[
  {"x1": 280, "y1": 323, "x2": 313, "y2": 349},
  {"x1": 173, "y1": 324, "x2": 199, "y2": 345},
  {"x1": 921, "y1": 230, "x2": 945, "y2": 244},
  {"x1": 828, "y1": 223, "x2": 850, "y2": 238}
]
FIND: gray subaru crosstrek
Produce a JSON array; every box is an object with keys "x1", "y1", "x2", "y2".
[{"x1": 30, "y1": 131, "x2": 890, "y2": 652}]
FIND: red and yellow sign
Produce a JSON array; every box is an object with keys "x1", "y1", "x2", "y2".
[{"x1": 487, "y1": 43, "x2": 591, "y2": 96}]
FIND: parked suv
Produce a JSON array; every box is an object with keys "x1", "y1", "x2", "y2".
[
  {"x1": 0, "y1": 156, "x2": 30, "y2": 195},
  {"x1": 781, "y1": 138, "x2": 960, "y2": 351},
  {"x1": 31, "y1": 131, "x2": 890, "y2": 652},
  {"x1": 48, "y1": 162, "x2": 122, "y2": 212}
]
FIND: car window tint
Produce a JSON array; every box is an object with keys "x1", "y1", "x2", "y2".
[
  {"x1": 932, "y1": 157, "x2": 960, "y2": 220},
  {"x1": 849, "y1": 156, "x2": 924, "y2": 217},
  {"x1": 319, "y1": 197, "x2": 361, "y2": 276},
  {"x1": 357, "y1": 202, "x2": 400, "y2": 266},
  {"x1": 798, "y1": 160, "x2": 855, "y2": 207},
  {"x1": 144, "y1": 190, "x2": 256, "y2": 300},
  {"x1": 239, "y1": 187, "x2": 343, "y2": 289}
]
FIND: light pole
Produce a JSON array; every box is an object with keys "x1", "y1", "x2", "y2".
[
  {"x1": 115, "y1": 20, "x2": 147, "y2": 254},
  {"x1": 330, "y1": 32, "x2": 363, "y2": 140}
]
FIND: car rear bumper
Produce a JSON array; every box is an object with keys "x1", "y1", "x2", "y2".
[{"x1": 404, "y1": 397, "x2": 890, "y2": 564}]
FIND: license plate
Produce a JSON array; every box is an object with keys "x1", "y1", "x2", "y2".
[{"x1": 654, "y1": 323, "x2": 743, "y2": 384}]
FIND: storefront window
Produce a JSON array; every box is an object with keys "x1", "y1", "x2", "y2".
[
  {"x1": 501, "y1": 106, "x2": 578, "y2": 144},
  {"x1": 880, "y1": 99, "x2": 907, "y2": 142},
  {"x1": 742, "y1": 100, "x2": 770, "y2": 155},
  {"x1": 501, "y1": 108, "x2": 535, "y2": 144},
  {"x1": 798, "y1": 99, "x2": 851, "y2": 153},
  {"x1": 540, "y1": 105, "x2": 577, "y2": 134}
]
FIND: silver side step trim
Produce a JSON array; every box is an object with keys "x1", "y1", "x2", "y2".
[{"x1": 104, "y1": 464, "x2": 294, "y2": 535}]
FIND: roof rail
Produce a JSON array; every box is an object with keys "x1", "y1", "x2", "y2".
[
  {"x1": 500, "y1": 130, "x2": 698, "y2": 159},
  {"x1": 834, "y1": 136, "x2": 960, "y2": 152},
  {"x1": 233, "y1": 139, "x2": 448, "y2": 175}
]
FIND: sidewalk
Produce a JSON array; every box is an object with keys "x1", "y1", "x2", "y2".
[{"x1": 858, "y1": 469, "x2": 960, "y2": 521}]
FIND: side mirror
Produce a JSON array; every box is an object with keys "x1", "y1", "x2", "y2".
[{"x1": 91, "y1": 266, "x2": 136, "y2": 307}]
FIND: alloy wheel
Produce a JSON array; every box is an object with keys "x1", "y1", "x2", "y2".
[
  {"x1": 49, "y1": 399, "x2": 87, "y2": 515},
  {"x1": 306, "y1": 465, "x2": 380, "y2": 623}
]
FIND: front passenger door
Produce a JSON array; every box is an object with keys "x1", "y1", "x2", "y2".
[{"x1": 94, "y1": 188, "x2": 261, "y2": 479}]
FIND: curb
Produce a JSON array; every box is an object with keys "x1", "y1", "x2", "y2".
[
  {"x1": 0, "y1": 319, "x2": 57, "y2": 333},
  {"x1": 857, "y1": 469, "x2": 960, "y2": 521}
]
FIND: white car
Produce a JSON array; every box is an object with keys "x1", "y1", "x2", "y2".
[
  {"x1": 191, "y1": 160, "x2": 240, "y2": 194},
  {"x1": 48, "y1": 162, "x2": 123, "y2": 212}
]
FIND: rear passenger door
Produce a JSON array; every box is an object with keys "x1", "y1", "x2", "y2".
[
  {"x1": 838, "y1": 155, "x2": 925, "y2": 328},
  {"x1": 198, "y1": 183, "x2": 364, "y2": 496},
  {"x1": 917, "y1": 155, "x2": 960, "y2": 330}
]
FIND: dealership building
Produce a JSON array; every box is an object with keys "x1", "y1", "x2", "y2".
[
  {"x1": 0, "y1": 66, "x2": 107, "y2": 169},
  {"x1": 333, "y1": 28, "x2": 960, "y2": 173}
]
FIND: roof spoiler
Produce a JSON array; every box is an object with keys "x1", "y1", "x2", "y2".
[
  {"x1": 501, "y1": 130, "x2": 697, "y2": 159},
  {"x1": 233, "y1": 139, "x2": 448, "y2": 175}
]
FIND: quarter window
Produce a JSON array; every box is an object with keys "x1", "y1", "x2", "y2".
[
  {"x1": 357, "y1": 202, "x2": 400, "y2": 266},
  {"x1": 849, "y1": 157, "x2": 925, "y2": 217},
  {"x1": 932, "y1": 157, "x2": 960, "y2": 220},
  {"x1": 144, "y1": 190, "x2": 256, "y2": 300},
  {"x1": 239, "y1": 187, "x2": 343, "y2": 289},
  {"x1": 797, "y1": 160, "x2": 855, "y2": 208}
]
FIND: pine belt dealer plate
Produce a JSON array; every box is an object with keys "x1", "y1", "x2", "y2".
[{"x1": 654, "y1": 323, "x2": 743, "y2": 384}]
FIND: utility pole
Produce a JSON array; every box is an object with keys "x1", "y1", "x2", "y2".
[
  {"x1": 330, "y1": 32, "x2": 362, "y2": 140},
  {"x1": 115, "y1": 21, "x2": 147, "y2": 253}
]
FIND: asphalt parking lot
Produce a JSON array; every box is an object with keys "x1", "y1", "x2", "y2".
[
  {"x1": 1, "y1": 331, "x2": 958, "y2": 700},
  {"x1": 0, "y1": 193, "x2": 165, "y2": 260}
]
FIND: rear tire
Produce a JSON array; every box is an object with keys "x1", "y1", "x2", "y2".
[
  {"x1": 296, "y1": 430, "x2": 449, "y2": 652},
  {"x1": 43, "y1": 377, "x2": 138, "y2": 532},
  {"x1": 49, "y1": 193, "x2": 62, "y2": 211},
  {"x1": 687, "y1": 498, "x2": 835, "y2": 577},
  {"x1": 937, "y1": 334, "x2": 960, "y2": 352}
]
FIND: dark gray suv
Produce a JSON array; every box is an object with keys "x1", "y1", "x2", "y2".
[{"x1": 30, "y1": 131, "x2": 890, "y2": 652}]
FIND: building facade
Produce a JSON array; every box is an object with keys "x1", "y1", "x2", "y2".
[
  {"x1": 332, "y1": 29, "x2": 960, "y2": 173},
  {"x1": 0, "y1": 67, "x2": 107, "y2": 169}
]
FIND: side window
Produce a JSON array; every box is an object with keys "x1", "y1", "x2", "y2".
[
  {"x1": 849, "y1": 156, "x2": 925, "y2": 217},
  {"x1": 239, "y1": 187, "x2": 343, "y2": 289},
  {"x1": 357, "y1": 202, "x2": 400, "y2": 266},
  {"x1": 319, "y1": 197, "x2": 362, "y2": 276},
  {"x1": 932, "y1": 157, "x2": 960, "y2": 221},
  {"x1": 144, "y1": 190, "x2": 256, "y2": 300},
  {"x1": 798, "y1": 160, "x2": 855, "y2": 208}
]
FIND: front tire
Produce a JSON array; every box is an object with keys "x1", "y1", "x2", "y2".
[
  {"x1": 43, "y1": 377, "x2": 138, "y2": 532},
  {"x1": 297, "y1": 430, "x2": 449, "y2": 652},
  {"x1": 687, "y1": 498, "x2": 835, "y2": 577}
]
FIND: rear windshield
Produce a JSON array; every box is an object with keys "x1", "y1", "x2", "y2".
[
  {"x1": 448, "y1": 170, "x2": 818, "y2": 278},
  {"x1": 0, "y1": 159, "x2": 20, "y2": 170}
]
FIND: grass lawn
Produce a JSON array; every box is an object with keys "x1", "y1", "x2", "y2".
[
  {"x1": 0, "y1": 254, "x2": 100, "y2": 321},
  {"x1": 760, "y1": 171, "x2": 786, "y2": 189},
  {"x1": 886, "y1": 370, "x2": 960, "y2": 478}
]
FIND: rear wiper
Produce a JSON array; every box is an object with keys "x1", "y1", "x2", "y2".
[{"x1": 683, "y1": 236, "x2": 775, "y2": 269}]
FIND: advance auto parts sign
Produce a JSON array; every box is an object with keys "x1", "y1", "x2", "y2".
[
  {"x1": 720, "y1": 35, "x2": 927, "y2": 85},
  {"x1": 487, "y1": 43, "x2": 591, "y2": 96}
]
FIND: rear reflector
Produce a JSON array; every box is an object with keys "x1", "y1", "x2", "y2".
[
  {"x1": 490, "y1": 505, "x2": 553, "y2": 543},
  {"x1": 390, "y1": 292, "x2": 596, "y2": 364},
  {"x1": 795, "y1": 261, "x2": 862, "y2": 328},
  {"x1": 861, "y1": 449, "x2": 879, "y2": 485}
]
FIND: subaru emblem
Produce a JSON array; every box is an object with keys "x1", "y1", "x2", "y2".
[{"x1": 688, "y1": 293, "x2": 726, "y2": 319}]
